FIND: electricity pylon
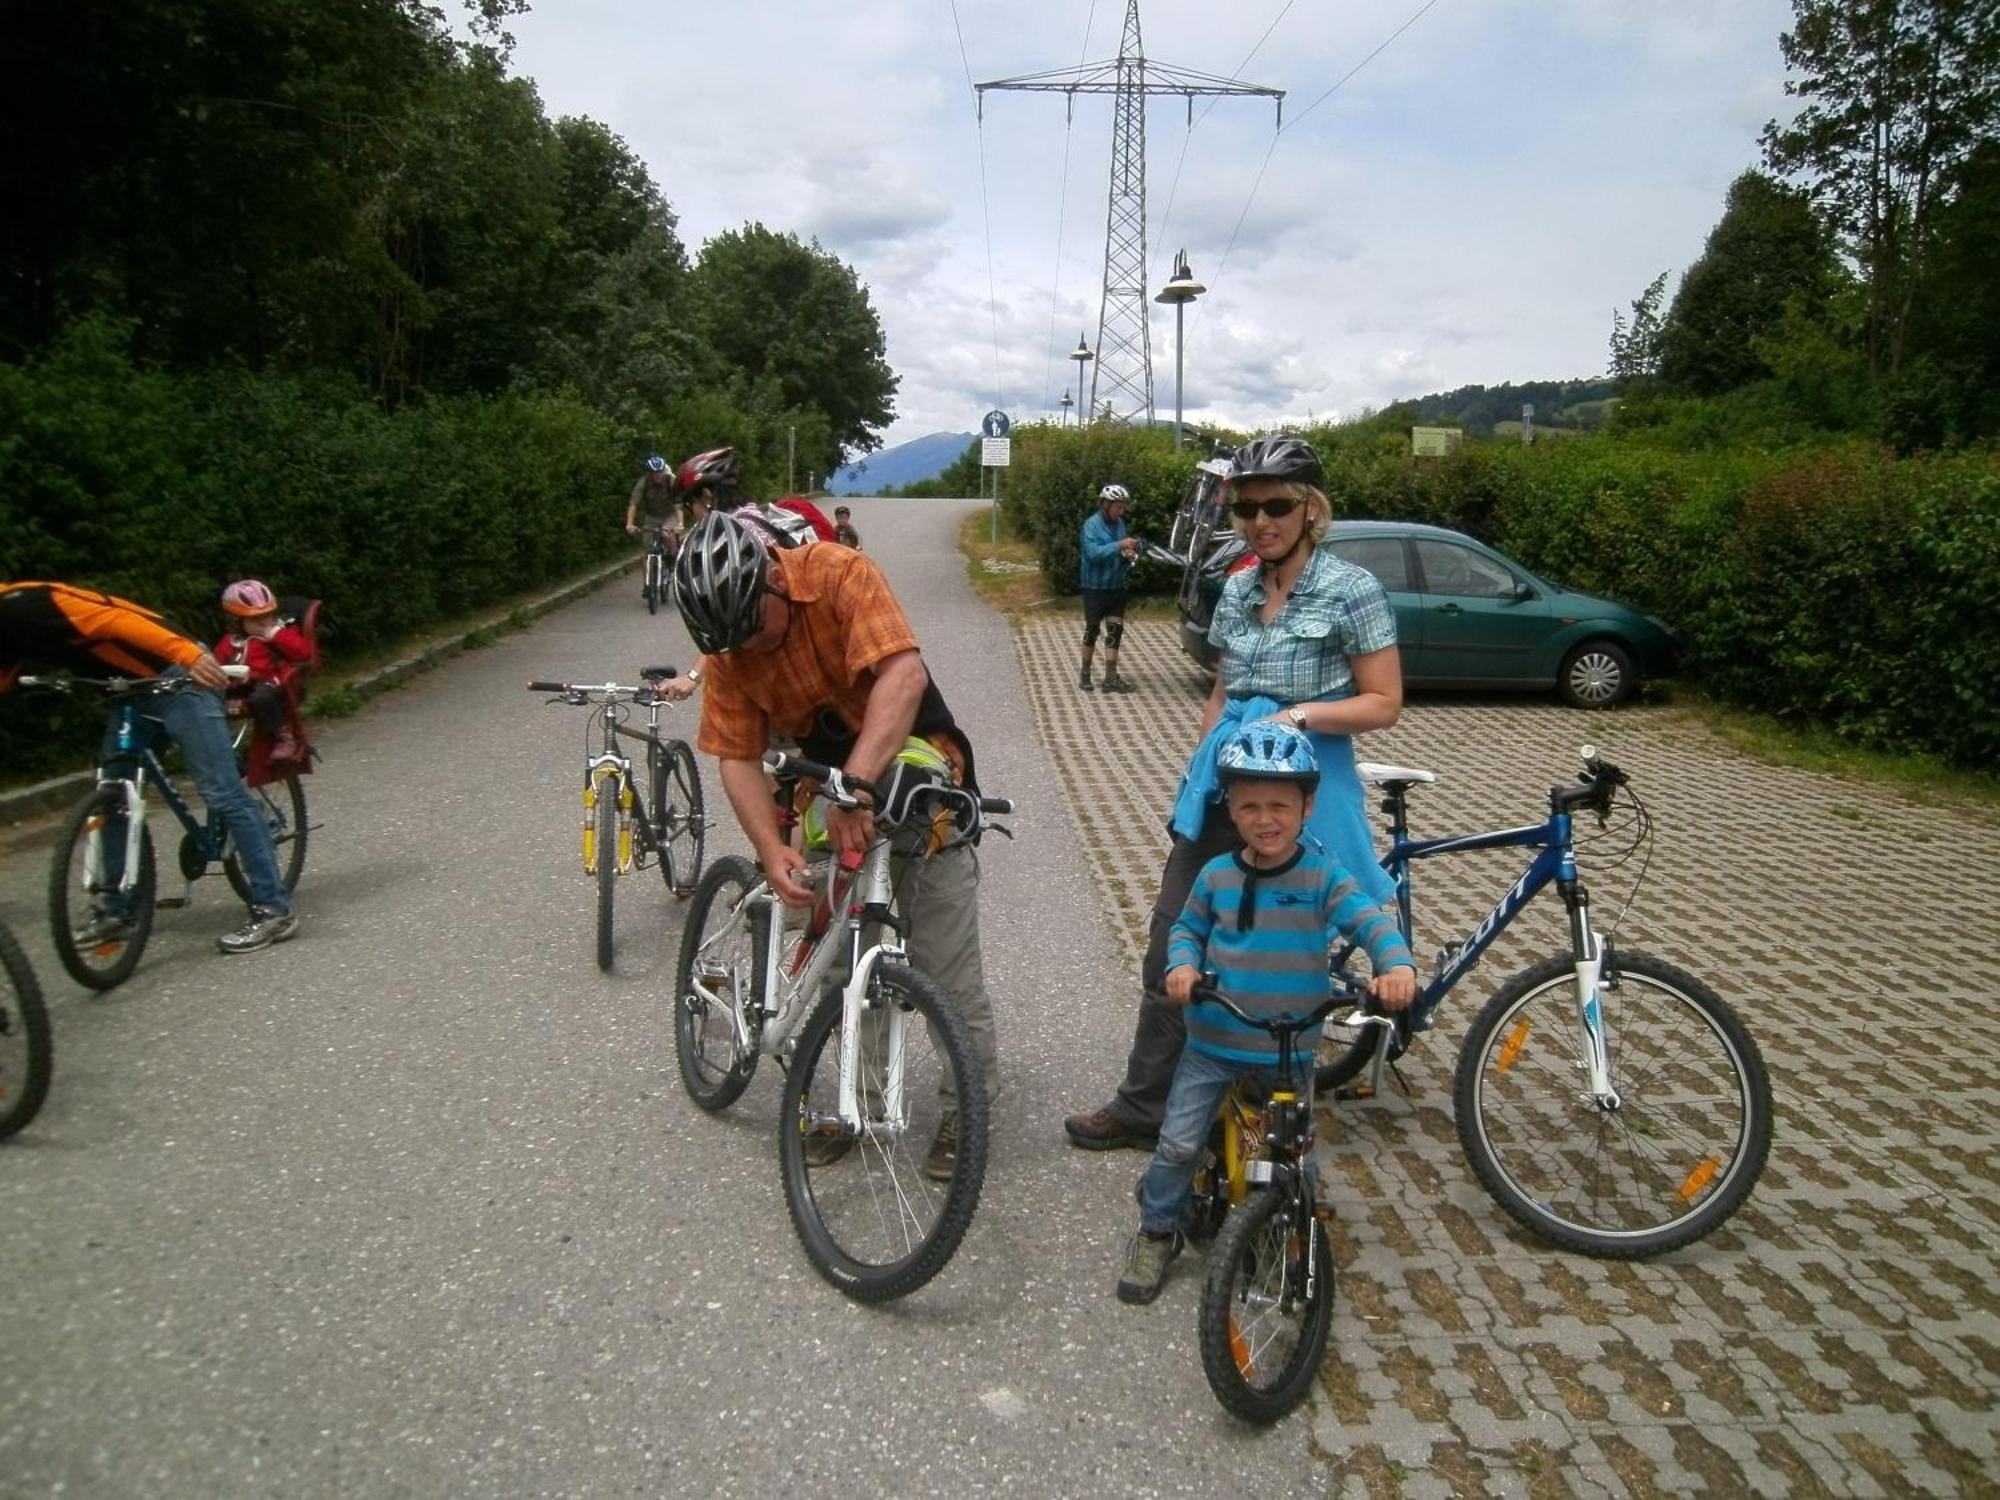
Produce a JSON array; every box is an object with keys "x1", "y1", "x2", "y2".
[{"x1": 977, "y1": 0, "x2": 1282, "y2": 424}]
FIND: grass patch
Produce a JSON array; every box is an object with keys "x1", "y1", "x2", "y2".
[
  {"x1": 956, "y1": 510, "x2": 1182, "y2": 620},
  {"x1": 1668, "y1": 694, "x2": 2000, "y2": 816}
]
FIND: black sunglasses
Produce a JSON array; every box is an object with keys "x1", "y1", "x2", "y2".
[{"x1": 1231, "y1": 496, "x2": 1300, "y2": 521}]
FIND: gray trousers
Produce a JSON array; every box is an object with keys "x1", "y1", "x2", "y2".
[
  {"x1": 896, "y1": 843, "x2": 1000, "y2": 1105},
  {"x1": 1110, "y1": 809, "x2": 1240, "y2": 1129}
]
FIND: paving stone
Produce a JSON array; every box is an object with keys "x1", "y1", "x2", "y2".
[{"x1": 1014, "y1": 616, "x2": 2000, "y2": 1500}]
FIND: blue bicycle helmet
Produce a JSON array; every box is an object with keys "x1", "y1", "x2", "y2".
[
  {"x1": 1216, "y1": 720, "x2": 1319, "y2": 792},
  {"x1": 646, "y1": 455, "x2": 668, "y2": 473}
]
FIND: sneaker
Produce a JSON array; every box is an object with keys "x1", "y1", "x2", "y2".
[
  {"x1": 1078, "y1": 671, "x2": 1095, "y2": 692},
  {"x1": 1116, "y1": 1229, "x2": 1181, "y2": 1305},
  {"x1": 922, "y1": 1111, "x2": 958, "y2": 1182},
  {"x1": 217, "y1": 905, "x2": 300, "y2": 955},
  {"x1": 1101, "y1": 674, "x2": 1135, "y2": 693},
  {"x1": 76, "y1": 910, "x2": 137, "y2": 947},
  {"x1": 802, "y1": 1127, "x2": 854, "y2": 1169},
  {"x1": 1064, "y1": 1106, "x2": 1158, "y2": 1152}
]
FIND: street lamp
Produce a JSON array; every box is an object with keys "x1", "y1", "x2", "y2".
[
  {"x1": 1154, "y1": 249, "x2": 1206, "y2": 451},
  {"x1": 1069, "y1": 334, "x2": 1094, "y2": 426},
  {"x1": 1059, "y1": 391, "x2": 1074, "y2": 427}
]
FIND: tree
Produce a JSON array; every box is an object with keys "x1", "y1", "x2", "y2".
[
  {"x1": 1607, "y1": 272, "x2": 1671, "y2": 384},
  {"x1": 686, "y1": 225, "x2": 898, "y2": 472},
  {"x1": 1762, "y1": 0, "x2": 2000, "y2": 378},
  {"x1": 1656, "y1": 172, "x2": 1838, "y2": 395}
]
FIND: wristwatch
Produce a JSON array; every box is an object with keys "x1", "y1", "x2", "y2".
[{"x1": 1286, "y1": 705, "x2": 1308, "y2": 729}]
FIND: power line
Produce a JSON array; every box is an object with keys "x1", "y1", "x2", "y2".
[
  {"x1": 1040, "y1": 5, "x2": 1102, "y2": 417},
  {"x1": 950, "y1": 0, "x2": 1005, "y2": 411},
  {"x1": 1194, "y1": 0, "x2": 1446, "y2": 342}
]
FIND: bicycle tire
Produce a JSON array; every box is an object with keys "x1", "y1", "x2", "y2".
[
  {"x1": 48, "y1": 785, "x2": 156, "y2": 992},
  {"x1": 650, "y1": 739, "x2": 705, "y2": 898},
  {"x1": 645, "y1": 553, "x2": 660, "y2": 616},
  {"x1": 594, "y1": 781, "x2": 619, "y2": 970},
  {"x1": 223, "y1": 772, "x2": 309, "y2": 904},
  {"x1": 1197, "y1": 1187, "x2": 1335, "y2": 1424},
  {"x1": 778, "y1": 961, "x2": 987, "y2": 1302},
  {"x1": 1454, "y1": 950, "x2": 1773, "y2": 1258},
  {"x1": 0, "y1": 919, "x2": 53, "y2": 1139},
  {"x1": 671, "y1": 855, "x2": 765, "y2": 1110}
]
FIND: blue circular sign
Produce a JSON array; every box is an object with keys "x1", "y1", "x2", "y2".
[{"x1": 982, "y1": 410, "x2": 1012, "y2": 439}]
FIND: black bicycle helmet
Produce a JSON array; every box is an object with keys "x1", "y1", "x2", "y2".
[
  {"x1": 673, "y1": 511, "x2": 770, "y2": 653},
  {"x1": 676, "y1": 446, "x2": 744, "y2": 501},
  {"x1": 1227, "y1": 434, "x2": 1324, "y2": 490}
]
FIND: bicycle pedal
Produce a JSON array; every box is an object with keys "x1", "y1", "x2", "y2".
[
  {"x1": 1331, "y1": 1083, "x2": 1374, "y2": 1102},
  {"x1": 154, "y1": 897, "x2": 189, "y2": 910}
]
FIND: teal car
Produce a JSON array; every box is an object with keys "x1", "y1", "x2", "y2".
[{"x1": 1176, "y1": 521, "x2": 1677, "y2": 708}]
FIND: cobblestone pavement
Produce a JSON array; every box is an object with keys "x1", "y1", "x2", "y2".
[{"x1": 1017, "y1": 616, "x2": 2000, "y2": 1499}]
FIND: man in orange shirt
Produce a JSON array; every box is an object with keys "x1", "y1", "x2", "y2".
[
  {"x1": 0, "y1": 581, "x2": 299, "y2": 952},
  {"x1": 671, "y1": 513, "x2": 997, "y2": 1177}
]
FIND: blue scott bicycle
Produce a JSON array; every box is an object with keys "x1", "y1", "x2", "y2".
[{"x1": 1316, "y1": 747, "x2": 1772, "y2": 1258}]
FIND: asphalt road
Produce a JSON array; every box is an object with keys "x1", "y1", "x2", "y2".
[{"x1": 0, "y1": 499, "x2": 1330, "y2": 1498}]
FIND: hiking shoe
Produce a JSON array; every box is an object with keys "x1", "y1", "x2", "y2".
[
  {"x1": 1078, "y1": 671, "x2": 1095, "y2": 692},
  {"x1": 803, "y1": 1127, "x2": 854, "y2": 1169},
  {"x1": 922, "y1": 1111, "x2": 958, "y2": 1182},
  {"x1": 76, "y1": 910, "x2": 137, "y2": 947},
  {"x1": 1101, "y1": 674, "x2": 1135, "y2": 693},
  {"x1": 217, "y1": 905, "x2": 300, "y2": 954},
  {"x1": 1064, "y1": 1107, "x2": 1158, "y2": 1152},
  {"x1": 1116, "y1": 1230, "x2": 1181, "y2": 1305}
]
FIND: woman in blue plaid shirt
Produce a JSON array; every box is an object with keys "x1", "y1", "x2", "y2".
[{"x1": 1065, "y1": 434, "x2": 1404, "y2": 1152}]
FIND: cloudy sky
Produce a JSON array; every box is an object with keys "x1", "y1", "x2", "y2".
[{"x1": 504, "y1": 0, "x2": 1800, "y2": 447}]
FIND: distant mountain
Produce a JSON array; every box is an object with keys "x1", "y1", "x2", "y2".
[{"x1": 829, "y1": 432, "x2": 975, "y2": 496}]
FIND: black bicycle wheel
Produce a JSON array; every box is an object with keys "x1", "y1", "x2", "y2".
[
  {"x1": 645, "y1": 553, "x2": 660, "y2": 615},
  {"x1": 0, "y1": 919, "x2": 53, "y2": 1140},
  {"x1": 223, "y1": 773, "x2": 309, "y2": 905},
  {"x1": 48, "y1": 785, "x2": 156, "y2": 992},
  {"x1": 1198, "y1": 1187, "x2": 1335, "y2": 1424},
  {"x1": 1454, "y1": 950, "x2": 1774, "y2": 1258},
  {"x1": 778, "y1": 961, "x2": 987, "y2": 1303},
  {"x1": 594, "y1": 782, "x2": 619, "y2": 971},
  {"x1": 650, "y1": 739, "x2": 705, "y2": 897},
  {"x1": 671, "y1": 855, "x2": 765, "y2": 1110}
]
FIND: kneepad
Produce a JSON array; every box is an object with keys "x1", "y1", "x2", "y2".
[{"x1": 1103, "y1": 617, "x2": 1125, "y2": 652}]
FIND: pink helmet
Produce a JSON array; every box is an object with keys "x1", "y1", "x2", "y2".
[{"x1": 220, "y1": 579, "x2": 278, "y2": 618}]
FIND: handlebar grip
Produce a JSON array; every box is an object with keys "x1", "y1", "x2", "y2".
[
  {"x1": 220, "y1": 663, "x2": 250, "y2": 681},
  {"x1": 526, "y1": 680, "x2": 567, "y2": 693},
  {"x1": 763, "y1": 748, "x2": 834, "y2": 782},
  {"x1": 978, "y1": 797, "x2": 1014, "y2": 816}
]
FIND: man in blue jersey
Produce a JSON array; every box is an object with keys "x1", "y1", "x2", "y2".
[
  {"x1": 1115, "y1": 719, "x2": 1416, "y2": 1305},
  {"x1": 1077, "y1": 483, "x2": 1139, "y2": 692}
]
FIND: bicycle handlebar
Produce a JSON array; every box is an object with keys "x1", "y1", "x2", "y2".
[
  {"x1": 1550, "y1": 743, "x2": 1630, "y2": 816},
  {"x1": 526, "y1": 668, "x2": 680, "y2": 701},
  {"x1": 1188, "y1": 980, "x2": 1348, "y2": 1038},
  {"x1": 763, "y1": 748, "x2": 1015, "y2": 821},
  {"x1": 17, "y1": 668, "x2": 242, "y2": 696}
]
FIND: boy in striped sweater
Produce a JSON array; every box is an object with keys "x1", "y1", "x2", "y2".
[{"x1": 1116, "y1": 720, "x2": 1416, "y2": 1305}]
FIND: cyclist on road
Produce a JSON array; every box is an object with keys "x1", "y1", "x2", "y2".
[
  {"x1": 213, "y1": 579, "x2": 311, "y2": 765},
  {"x1": 0, "y1": 580, "x2": 299, "y2": 953},
  {"x1": 670, "y1": 511, "x2": 998, "y2": 1180},
  {"x1": 1078, "y1": 482, "x2": 1139, "y2": 693},
  {"x1": 674, "y1": 447, "x2": 820, "y2": 550},
  {"x1": 1065, "y1": 435, "x2": 1403, "y2": 1153},
  {"x1": 833, "y1": 505, "x2": 861, "y2": 550},
  {"x1": 626, "y1": 456, "x2": 683, "y2": 598},
  {"x1": 1117, "y1": 721, "x2": 1414, "y2": 1304}
]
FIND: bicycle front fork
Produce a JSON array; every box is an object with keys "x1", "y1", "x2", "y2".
[
  {"x1": 84, "y1": 777, "x2": 149, "y2": 906},
  {"x1": 581, "y1": 770, "x2": 633, "y2": 875},
  {"x1": 1563, "y1": 885, "x2": 1619, "y2": 1108}
]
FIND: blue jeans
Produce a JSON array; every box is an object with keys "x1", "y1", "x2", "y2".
[
  {"x1": 99, "y1": 673, "x2": 291, "y2": 914},
  {"x1": 1138, "y1": 1048, "x2": 1299, "y2": 1235}
]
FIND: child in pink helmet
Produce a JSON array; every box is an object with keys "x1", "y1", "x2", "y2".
[{"x1": 214, "y1": 580, "x2": 311, "y2": 763}]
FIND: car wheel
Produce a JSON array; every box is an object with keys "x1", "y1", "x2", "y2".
[{"x1": 1559, "y1": 639, "x2": 1635, "y2": 709}]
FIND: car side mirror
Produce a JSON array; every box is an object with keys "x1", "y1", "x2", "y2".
[{"x1": 1507, "y1": 582, "x2": 1535, "y2": 602}]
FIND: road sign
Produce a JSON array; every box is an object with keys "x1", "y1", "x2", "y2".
[
  {"x1": 982, "y1": 437, "x2": 1011, "y2": 468},
  {"x1": 982, "y1": 410, "x2": 1012, "y2": 439}
]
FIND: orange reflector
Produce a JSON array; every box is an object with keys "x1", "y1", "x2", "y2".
[
  {"x1": 1678, "y1": 1157, "x2": 1721, "y2": 1200},
  {"x1": 1229, "y1": 1320, "x2": 1253, "y2": 1376},
  {"x1": 1496, "y1": 1019, "x2": 1531, "y2": 1072}
]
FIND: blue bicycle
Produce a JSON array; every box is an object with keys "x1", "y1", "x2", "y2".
[
  {"x1": 27, "y1": 672, "x2": 310, "y2": 991},
  {"x1": 1317, "y1": 747, "x2": 1772, "y2": 1258}
]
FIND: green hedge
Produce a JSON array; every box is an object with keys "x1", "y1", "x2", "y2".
[{"x1": 1006, "y1": 422, "x2": 1998, "y2": 769}]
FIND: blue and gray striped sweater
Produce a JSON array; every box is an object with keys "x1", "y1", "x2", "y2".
[{"x1": 1167, "y1": 846, "x2": 1415, "y2": 1066}]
